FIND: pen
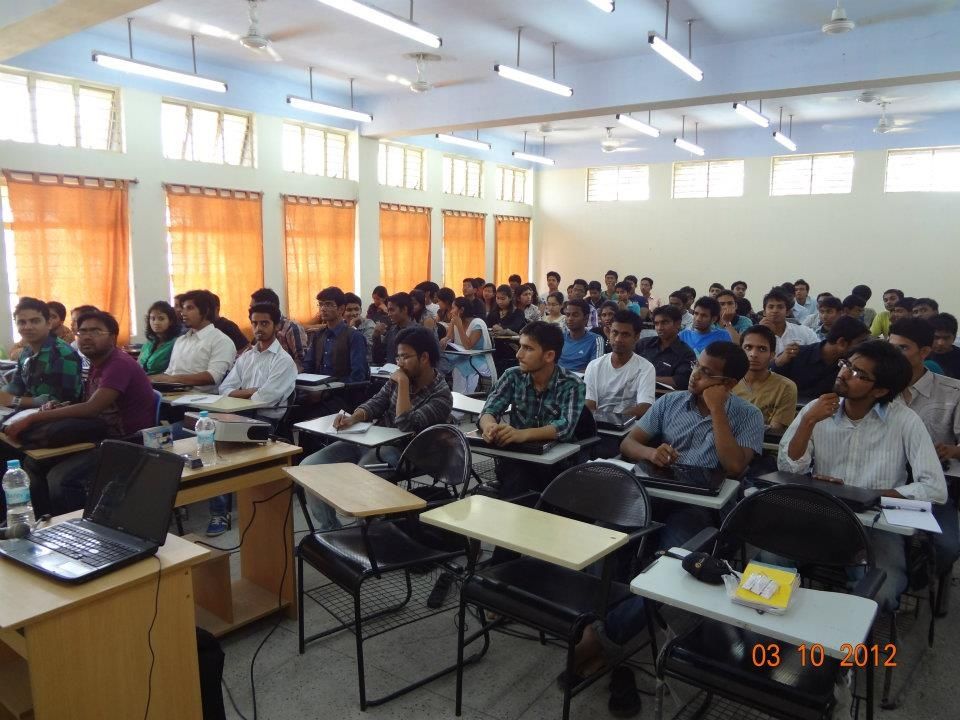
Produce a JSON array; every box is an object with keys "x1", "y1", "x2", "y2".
[{"x1": 884, "y1": 504, "x2": 927, "y2": 512}]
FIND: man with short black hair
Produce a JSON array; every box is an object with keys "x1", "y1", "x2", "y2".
[
  {"x1": 731, "y1": 281, "x2": 748, "y2": 301},
  {"x1": 851, "y1": 284, "x2": 876, "y2": 327},
  {"x1": 206, "y1": 291, "x2": 249, "y2": 352},
  {"x1": 545, "y1": 270, "x2": 561, "y2": 296},
  {"x1": 841, "y1": 294, "x2": 867, "y2": 324},
  {"x1": 584, "y1": 311, "x2": 655, "y2": 418},
  {"x1": 773, "y1": 316, "x2": 869, "y2": 400},
  {"x1": 343, "y1": 292, "x2": 376, "y2": 362},
  {"x1": 586, "y1": 280, "x2": 604, "y2": 310},
  {"x1": 779, "y1": 340, "x2": 947, "y2": 612},
  {"x1": 636, "y1": 306, "x2": 696, "y2": 390},
  {"x1": 373, "y1": 291, "x2": 420, "y2": 365},
  {"x1": 679, "y1": 297, "x2": 733, "y2": 354},
  {"x1": 708, "y1": 283, "x2": 724, "y2": 298},
  {"x1": 931, "y1": 313, "x2": 960, "y2": 379},
  {"x1": 871, "y1": 288, "x2": 904, "y2": 338},
  {"x1": 891, "y1": 298, "x2": 915, "y2": 324},
  {"x1": 602, "y1": 270, "x2": 619, "y2": 301},
  {"x1": 250, "y1": 287, "x2": 308, "y2": 371},
  {"x1": 639, "y1": 276, "x2": 660, "y2": 310},
  {"x1": 794, "y1": 279, "x2": 816, "y2": 317},
  {"x1": 733, "y1": 325, "x2": 798, "y2": 433},
  {"x1": 624, "y1": 275, "x2": 645, "y2": 305},
  {"x1": 760, "y1": 288, "x2": 819, "y2": 359},
  {"x1": 717, "y1": 289, "x2": 752, "y2": 337},
  {"x1": 304, "y1": 287, "x2": 368, "y2": 382},
  {"x1": 559, "y1": 300, "x2": 605, "y2": 372},
  {"x1": 803, "y1": 296, "x2": 843, "y2": 339},
  {"x1": 913, "y1": 298, "x2": 939, "y2": 320},
  {"x1": 615, "y1": 282, "x2": 642, "y2": 316},
  {"x1": 507, "y1": 274, "x2": 523, "y2": 296},
  {"x1": 668, "y1": 291, "x2": 694, "y2": 330}
]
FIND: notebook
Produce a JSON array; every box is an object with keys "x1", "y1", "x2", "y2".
[
  {"x1": 0, "y1": 440, "x2": 183, "y2": 583},
  {"x1": 151, "y1": 381, "x2": 192, "y2": 393},
  {"x1": 296, "y1": 373, "x2": 332, "y2": 386},
  {"x1": 593, "y1": 411, "x2": 637, "y2": 431},
  {"x1": 731, "y1": 561, "x2": 801, "y2": 614},
  {"x1": 465, "y1": 429, "x2": 557, "y2": 455},
  {"x1": 633, "y1": 460, "x2": 725, "y2": 496},
  {"x1": 753, "y1": 472, "x2": 881, "y2": 513}
]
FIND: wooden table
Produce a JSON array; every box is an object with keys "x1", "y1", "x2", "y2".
[
  {"x1": 0, "y1": 431, "x2": 95, "y2": 462},
  {"x1": 284, "y1": 463, "x2": 426, "y2": 517},
  {"x1": 161, "y1": 393, "x2": 270, "y2": 413},
  {"x1": 172, "y1": 437, "x2": 302, "y2": 636},
  {"x1": 0, "y1": 513, "x2": 208, "y2": 720},
  {"x1": 420, "y1": 495, "x2": 628, "y2": 571}
]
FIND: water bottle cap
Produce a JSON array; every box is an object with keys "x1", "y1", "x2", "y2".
[
  {"x1": 199, "y1": 410, "x2": 208, "y2": 417},
  {"x1": 6, "y1": 460, "x2": 20, "y2": 470}
]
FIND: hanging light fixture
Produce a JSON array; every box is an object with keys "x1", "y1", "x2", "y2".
[
  {"x1": 733, "y1": 100, "x2": 769, "y2": 128},
  {"x1": 773, "y1": 108, "x2": 797, "y2": 152},
  {"x1": 673, "y1": 116, "x2": 705, "y2": 156},
  {"x1": 92, "y1": 19, "x2": 227, "y2": 93},
  {"x1": 648, "y1": 3, "x2": 703, "y2": 81},
  {"x1": 617, "y1": 110, "x2": 660, "y2": 138},
  {"x1": 287, "y1": 70, "x2": 372, "y2": 122},
  {"x1": 312, "y1": 0, "x2": 441, "y2": 48},
  {"x1": 513, "y1": 131, "x2": 556, "y2": 165},
  {"x1": 436, "y1": 131, "x2": 491, "y2": 151},
  {"x1": 494, "y1": 30, "x2": 573, "y2": 97},
  {"x1": 586, "y1": 0, "x2": 615, "y2": 12}
]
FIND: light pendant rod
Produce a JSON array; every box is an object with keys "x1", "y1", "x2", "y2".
[
  {"x1": 617, "y1": 112, "x2": 660, "y2": 138},
  {"x1": 586, "y1": 0, "x2": 615, "y2": 11},
  {"x1": 733, "y1": 101, "x2": 769, "y2": 128},
  {"x1": 287, "y1": 70, "x2": 372, "y2": 122},
  {"x1": 313, "y1": 0, "x2": 441, "y2": 48},
  {"x1": 494, "y1": 27, "x2": 573, "y2": 96},
  {"x1": 648, "y1": 1, "x2": 703, "y2": 81},
  {"x1": 436, "y1": 133, "x2": 491, "y2": 150},
  {"x1": 772, "y1": 108, "x2": 797, "y2": 151}
]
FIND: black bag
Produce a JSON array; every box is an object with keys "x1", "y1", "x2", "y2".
[
  {"x1": 18, "y1": 417, "x2": 111, "y2": 450},
  {"x1": 196, "y1": 627, "x2": 226, "y2": 720}
]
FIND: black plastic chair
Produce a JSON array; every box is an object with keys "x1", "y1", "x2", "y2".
[
  {"x1": 454, "y1": 461, "x2": 660, "y2": 720},
  {"x1": 652, "y1": 484, "x2": 886, "y2": 720}
]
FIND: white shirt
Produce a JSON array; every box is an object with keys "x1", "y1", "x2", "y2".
[
  {"x1": 897, "y1": 370, "x2": 960, "y2": 447},
  {"x1": 774, "y1": 322, "x2": 820, "y2": 355},
  {"x1": 219, "y1": 339, "x2": 297, "y2": 419},
  {"x1": 584, "y1": 353, "x2": 656, "y2": 414},
  {"x1": 166, "y1": 323, "x2": 237, "y2": 393},
  {"x1": 778, "y1": 399, "x2": 947, "y2": 503}
]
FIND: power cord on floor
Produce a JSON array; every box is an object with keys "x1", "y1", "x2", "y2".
[
  {"x1": 142, "y1": 555, "x2": 163, "y2": 720},
  {"x1": 194, "y1": 483, "x2": 294, "y2": 553}
]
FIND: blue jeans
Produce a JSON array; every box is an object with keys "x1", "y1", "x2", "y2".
[
  {"x1": 932, "y1": 501, "x2": 960, "y2": 575},
  {"x1": 302, "y1": 442, "x2": 402, "y2": 530}
]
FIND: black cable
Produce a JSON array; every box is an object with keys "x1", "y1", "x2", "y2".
[
  {"x1": 194, "y1": 483, "x2": 293, "y2": 552},
  {"x1": 222, "y1": 677, "x2": 251, "y2": 720},
  {"x1": 142, "y1": 555, "x2": 162, "y2": 720}
]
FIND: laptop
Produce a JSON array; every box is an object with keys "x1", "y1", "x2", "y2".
[
  {"x1": 593, "y1": 411, "x2": 637, "y2": 432},
  {"x1": 151, "y1": 381, "x2": 193, "y2": 393},
  {"x1": 751, "y1": 471, "x2": 881, "y2": 513},
  {"x1": 0, "y1": 440, "x2": 183, "y2": 583},
  {"x1": 633, "y1": 460, "x2": 725, "y2": 496},
  {"x1": 465, "y1": 429, "x2": 557, "y2": 456}
]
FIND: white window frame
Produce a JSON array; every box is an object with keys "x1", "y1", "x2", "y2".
[
  {"x1": 586, "y1": 164, "x2": 650, "y2": 202},
  {"x1": 442, "y1": 154, "x2": 483, "y2": 198},
  {"x1": 496, "y1": 165, "x2": 529, "y2": 203},
  {"x1": 281, "y1": 120, "x2": 350, "y2": 179},
  {"x1": 161, "y1": 99, "x2": 254, "y2": 167},
  {"x1": 769, "y1": 152, "x2": 854, "y2": 196},
  {"x1": 672, "y1": 159, "x2": 745, "y2": 199},
  {"x1": 884, "y1": 146, "x2": 960, "y2": 193},
  {"x1": 377, "y1": 141, "x2": 425, "y2": 190}
]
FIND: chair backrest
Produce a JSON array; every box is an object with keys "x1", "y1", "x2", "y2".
[
  {"x1": 152, "y1": 390, "x2": 163, "y2": 425},
  {"x1": 573, "y1": 405, "x2": 598, "y2": 441},
  {"x1": 395, "y1": 424, "x2": 472, "y2": 493},
  {"x1": 719, "y1": 484, "x2": 873, "y2": 569},
  {"x1": 538, "y1": 461, "x2": 652, "y2": 531}
]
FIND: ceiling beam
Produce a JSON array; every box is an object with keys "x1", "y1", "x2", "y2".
[{"x1": 0, "y1": 0, "x2": 158, "y2": 62}]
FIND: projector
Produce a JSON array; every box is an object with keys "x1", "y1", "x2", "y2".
[{"x1": 183, "y1": 412, "x2": 272, "y2": 443}]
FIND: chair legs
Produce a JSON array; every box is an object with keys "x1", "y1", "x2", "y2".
[
  {"x1": 561, "y1": 638, "x2": 576, "y2": 720},
  {"x1": 880, "y1": 614, "x2": 897, "y2": 709},
  {"x1": 455, "y1": 592, "x2": 468, "y2": 716},
  {"x1": 355, "y1": 590, "x2": 368, "y2": 711},
  {"x1": 297, "y1": 553, "x2": 306, "y2": 654}
]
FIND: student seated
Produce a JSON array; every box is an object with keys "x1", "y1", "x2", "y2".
[
  {"x1": 590, "y1": 301, "x2": 618, "y2": 354},
  {"x1": 772, "y1": 316, "x2": 870, "y2": 401},
  {"x1": 366, "y1": 285, "x2": 390, "y2": 326},
  {"x1": 913, "y1": 297, "x2": 939, "y2": 321},
  {"x1": 620, "y1": 341, "x2": 764, "y2": 548},
  {"x1": 149, "y1": 290, "x2": 236, "y2": 393},
  {"x1": 716, "y1": 289, "x2": 752, "y2": 336},
  {"x1": 794, "y1": 279, "x2": 817, "y2": 317},
  {"x1": 759, "y1": 287, "x2": 819, "y2": 358},
  {"x1": 517, "y1": 283, "x2": 541, "y2": 323},
  {"x1": 209, "y1": 292, "x2": 250, "y2": 353},
  {"x1": 558, "y1": 299, "x2": 605, "y2": 373},
  {"x1": 460, "y1": 278, "x2": 487, "y2": 320},
  {"x1": 302, "y1": 287, "x2": 368, "y2": 382},
  {"x1": 668, "y1": 291, "x2": 694, "y2": 330},
  {"x1": 1, "y1": 297, "x2": 83, "y2": 410},
  {"x1": 303, "y1": 327, "x2": 452, "y2": 530},
  {"x1": 542, "y1": 291, "x2": 567, "y2": 330},
  {"x1": 732, "y1": 325, "x2": 798, "y2": 434},
  {"x1": 931, "y1": 313, "x2": 960, "y2": 379},
  {"x1": 8, "y1": 301, "x2": 75, "y2": 361},
  {"x1": 851, "y1": 284, "x2": 876, "y2": 328},
  {"x1": 478, "y1": 321, "x2": 585, "y2": 496},
  {"x1": 485, "y1": 284, "x2": 526, "y2": 334},
  {"x1": 584, "y1": 311, "x2": 655, "y2": 418},
  {"x1": 372, "y1": 292, "x2": 418, "y2": 365},
  {"x1": 569, "y1": 279, "x2": 599, "y2": 328},
  {"x1": 802, "y1": 295, "x2": 842, "y2": 340},
  {"x1": 442, "y1": 297, "x2": 495, "y2": 393},
  {"x1": 601, "y1": 270, "x2": 618, "y2": 302},
  {"x1": 890, "y1": 297, "x2": 915, "y2": 324},
  {"x1": 870, "y1": 288, "x2": 904, "y2": 337},
  {"x1": 635, "y1": 305, "x2": 695, "y2": 390},
  {"x1": 840, "y1": 294, "x2": 867, "y2": 325},
  {"x1": 614, "y1": 282, "x2": 642, "y2": 316},
  {"x1": 778, "y1": 340, "x2": 946, "y2": 612},
  {"x1": 343, "y1": 292, "x2": 376, "y2": 363},
  {"x1": 639, "y1": 276, "x2": 660, "y2": 310},
  {"x1": 138, "y1": 301, "x2": 181, "y2": 375},
  {"x1": 410, "y1": 289, "x2": 437, "y2": 330},
  {"x1": 5, "y1": 311, "x2": 156, "y2": 512},
  {"x1": 678, "y1": 296, "x2": 733, "y2": 353},
  {"x1": 435, "y1": 286, "x2": 456, "y2": 325},
  {"x1": 250, "y1": 287, "x2": 308, "y2": 372}
]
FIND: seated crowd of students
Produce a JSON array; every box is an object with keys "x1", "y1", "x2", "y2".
[{"x1": 3, "y1": 271, "x2": 959, "y2": 712}]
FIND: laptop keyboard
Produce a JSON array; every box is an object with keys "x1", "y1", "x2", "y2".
[{"x1": 30, "y1": 523, "x2": 140, "y2": 568}]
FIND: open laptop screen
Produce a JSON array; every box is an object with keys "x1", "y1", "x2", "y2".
[{"x1": 83, "y1": 440, "x2": 184, "y2": 545}]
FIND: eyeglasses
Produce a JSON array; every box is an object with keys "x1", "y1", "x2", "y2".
[
  {"x1": 76, "y1": 329, "x2": 110, "y2": 337},
  {"x1": 317, "y1": 301, "x2": 337, "y2": 309},
  {"x1": 691, "y1": 362, "x2": 734, "y2": 382},
  {"x1": 395, "y1": 353, "x2": 418, "y2": 362},
  {"x1": 837, "y1": 358, "x2": 875, "y2": 383}
]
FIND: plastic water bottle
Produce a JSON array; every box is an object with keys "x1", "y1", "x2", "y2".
[
  {"x1": 195, "y1": 411, "x2": 217, "y2": 467},
  {"x1": 3, "y1": 459, "x2": 35, "y2": 530}
]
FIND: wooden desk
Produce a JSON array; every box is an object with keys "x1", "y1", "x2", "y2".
[
  {"x1": 0, "y1": 432, "x2": 96, "y2": 462},
  {"x1": 420, "y1": 495, "x2": 627, "y2": 571},
  {"x1": 172, "y1": 437, "x2": 302, "y2": 636},
  {"x1": 631, "y1": 548, "x2": 877, "y2": 659},
  {"x1": 0, "y1": 514, "x2": 208, "y2": 720},
  {"x1": 285, "y1": 463, "x2": 426, "y2": 517},
  {"x1": 161, "y1": 393, "x2": 270, "y2": 413},
  {"x1": 294, "y1": 415, "x2": 412, "y2": 449},
  {"x1": 469, "y1": 441, "x2": 581, "y2": 466}
]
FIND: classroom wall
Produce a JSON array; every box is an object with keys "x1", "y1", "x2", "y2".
[
  {"x1": 0, "y1": 86, "x2": 532, "y2": 348},
  {"x1": 532, "y1": 151, "x2": 959, "y2": 314}
]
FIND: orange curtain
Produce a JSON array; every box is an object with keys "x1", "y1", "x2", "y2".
[
  {"x1": 284, "y1": 197, "x2": 356, "y2": 324},
  {"x1": 166, "y1": 188, "x2": 264, "y2": 338},
  {"x1": 5, "y1": 174, "x2": 132, "y2": 343},
  {"x1": 442, "y1": 213, "x2": 485, "y2": 290},
  {"x1": 494, "y1": 216, "x2": 530, "y2": 286},
  {"x1": 379, "y1": 204, "x2": 430, "y2": 294}
]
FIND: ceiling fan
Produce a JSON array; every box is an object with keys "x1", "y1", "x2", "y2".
[
  {"x1": 601, "y1": 127, "x2": 643, "y2": 153},
  {"x1": 822, "y1": 0, "x2": 856, "y2": 34},
  {"x1": 873, "y1": 101, "x2": 919, "y2": 134},
  {"x1": 240, "y1": 0, "x2": 282, "y2": 61}
]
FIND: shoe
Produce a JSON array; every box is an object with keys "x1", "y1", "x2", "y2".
[
  {"x1": 555, "y1": 669, "x2": 585, "y2": 692},
  {"x1": 608, "y1": 666, "x2": 641, "y2": 718},
  {"x1": 206, "y1": 514, "x2": 231, "y2": 537},
  {"x1": 427, "y1": 572, "x2": 455, "y2": 609}
]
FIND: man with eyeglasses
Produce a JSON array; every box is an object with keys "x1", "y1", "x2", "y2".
[
  {"x1": 303, "y1": 287, "x2": 368, "y2": 383},
  {"x1": 778, "y1": 340, "x2": 946, "y2": 613}
]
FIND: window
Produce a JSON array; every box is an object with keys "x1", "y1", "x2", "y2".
[
  {"x1": 672, "y1": 159, "x2": 744, "y2": 199},
  {"x1": 442, "y1": 211, "x2": 485, "y2": 289},
  {"x1": 587, "y1": 165, "x2": 650, "y2": 202},
  {"x1": 496, "y1": 166, "x2": 529, "y2": 203},
  {"x1": 161, "y1": 100, "x2": 253, "y2": 166},
  {"x1": 377, "y1": 142, "x2": 424, "y2": 189},
  {"x1": 379, "y1": 203, "x2": 430, "y2": 292},
  {"x1": 0, "y1": 68, "x2": 120, "y2": 150},
  {"x1": 885, "y1": 146, "x2": 960, "y2": 193},
  {"x1": 442, "y1": 155, "x2": 483, "y2": 198},
  {"x1": 282, "y1": 122, "x2": 349, "y2": 179},
  {"x1": 770, "y1": 152, "x2": 854, "y2": 196}
]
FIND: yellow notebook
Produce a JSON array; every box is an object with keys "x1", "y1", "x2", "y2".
[{"x1": 732, "y1": 561, "x2": 800, "y2": 614}]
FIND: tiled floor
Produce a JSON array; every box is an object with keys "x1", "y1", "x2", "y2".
[{"x1": 180, "y1": 499, "x2": 960, "y2": 720}]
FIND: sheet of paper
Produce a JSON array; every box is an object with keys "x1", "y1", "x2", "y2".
[
  {"x1": 170, "y1": 393, "x2": 221, "y2": 406},
  {"x1": 587, "y1": 458, "x2": 635, "y2": 473},
  {"x1": 370, "y1": 363, "x2": 398, "y2": 374},
  {"x1": 314, "y1": 413, "x2": 373, "y2": 435},
  {"x1": 296, "y1": 373, "x2": 331, "y2": 383},
  {"x1": 881, "y1": 497, "x2": 942, "y2": 533},
  {"x1": 1, "y1": 407, "x2": 40, "y2": 428}
]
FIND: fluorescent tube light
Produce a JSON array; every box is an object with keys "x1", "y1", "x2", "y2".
[
  {"x1": 494, "y1": 64, "x2": 573, "y2": 97},
  {"x1": 436, "y1": 133, "x2": 490, "y2": 151},
  {"x1": 647, "y1": 32, "x2": 703, "y2": 81},
  {"x1": 616, "y1": 113, "x2": 660, "y2": 138},
  {"x1": 773, "y1": 131, "x2": 797, "y2": 152},
  {"x1": 586, "y1": 0, "x2": 615, "y2": 11},
  {"x1": 92, "y1": 51, "x2": 227, "y2": 92},
  {"x1": 313, "y1": 0, "x2": 441, "y2": 48},
  {"x1": 674, "y1": 137, "x2": 705, "y2": 156},
  {"x1": 287, "y1": 95, "x2": 372, "y2": 122},
  {"x1": 512, "y1": 151, "x2": 555, "y2": 166},
  {"x1": 733, "y1": 102, "x2": 769, "y2": 128}
]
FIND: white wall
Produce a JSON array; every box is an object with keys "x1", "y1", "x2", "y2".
[
  {"x1": 533, "y1": 152, "x2": 960, "y2": 313},
  {"x1": 0, "y1": 86, "x2": 531, "y2": 348}
]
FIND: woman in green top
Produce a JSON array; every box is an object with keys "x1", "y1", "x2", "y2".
[{"x1": 138, "y1": 300, "x2": 181, "y2": 375}]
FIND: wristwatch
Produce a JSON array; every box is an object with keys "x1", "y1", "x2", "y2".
[{"x1": 11, "y1": 396, "x2": 22, "y2": 411}]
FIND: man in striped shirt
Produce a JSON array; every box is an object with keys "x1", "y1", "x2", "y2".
[{"x1": 779, "y1": 340, "x2": 946, "y2": 612}]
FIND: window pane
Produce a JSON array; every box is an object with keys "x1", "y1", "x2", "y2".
[
  {"x1": 161, "y1": 102, "x2": 189, "y2": 160},
  {"x1": 442, "y1": 156, "x2": 452, "y2": 194},
  {"x1": 885, "y1": 150, "x2": 931, "y2": 192},
  {"x1": 325, "y1": 132, "x2": 347, "y2": 178},
  {"x1": 932, "y1": 148, "x2": 960, "y2": 192},
  {"x1": 35, "y1": 79, "x2": 76, "y2": 147},
  {"x1": 0, "y1": 73, "x2": 33, "y2": 142},
  {"x1": 282, "y1": 123, "x2": 302, "y2": 172},
  {"x1": 404, "y1": 148, "x2": 423, "y2": 189},
  {"x1": 587, "y1": 167, "x2": 618, "y2": 202},
  {"x1": 222, "y1": 112, "x2": 249, "y2": 166},
  {"x1": 191, "y1": 107, "x2": 221, "y2": 163},
  {"x1": 466, "y1": 160, "x2": 482, "y2": 198},
  {"x1": 302, "y1": 127, "x2": 326, "y2": 175},
  {"x1": 386, "y1": 145, "x2": 404, "y2": 186},
  {"x1": 673, "y1": 162, "x2": 709, "y2": 198},
  {"x1": 771, "y1": 155, "x2": 813, "y2": 196},
  {"x1": 810, "y1": 153, "x2": 854, "y2": 194},
  {"x1": 377, "y1": 143, "x2": 387, "y2": 184},
  {"x1": 707, "y1": 160, "x2": 744, "y2": 198},
  {"x1": 78, "y1": 86, "x2": 116, "y2": 150}
]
